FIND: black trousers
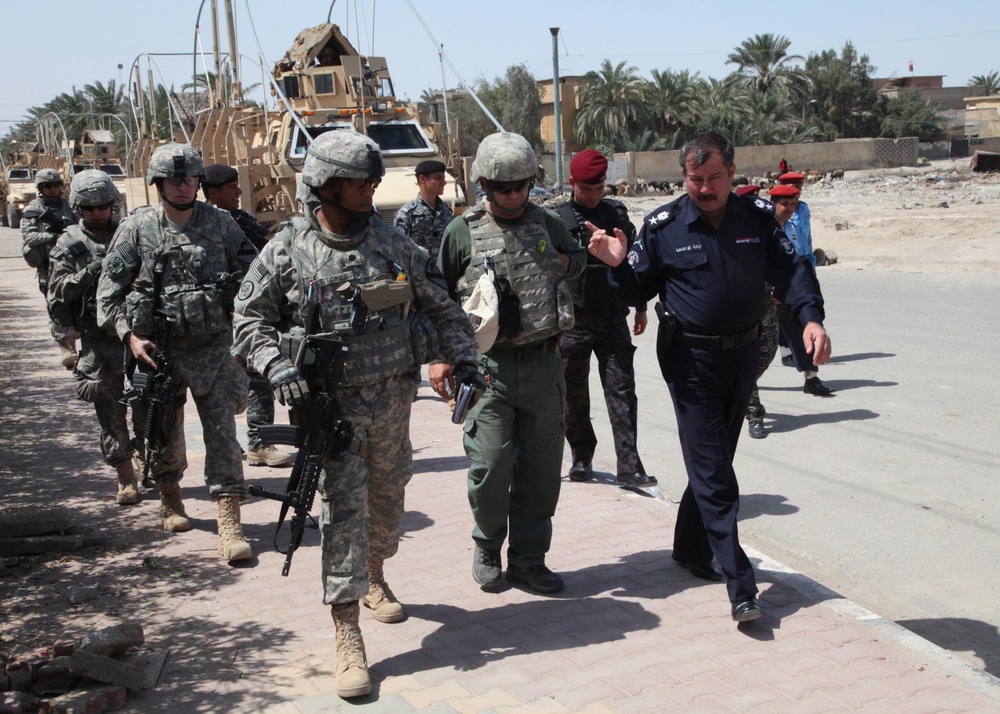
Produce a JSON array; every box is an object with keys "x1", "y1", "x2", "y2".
[
  {"x1": 561, "y1": 309, "x2": 644, "y2": 475},
  {"x1": 658, "y1": 329, "x2": 758, "y2": 603},
  {"x1": 776, "y1": 303, "x2": 815, "y2": 374}
]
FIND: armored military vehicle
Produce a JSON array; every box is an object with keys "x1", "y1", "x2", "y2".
[{"x1": 124, "y1": 22, "x2": 461, "y2": 228}]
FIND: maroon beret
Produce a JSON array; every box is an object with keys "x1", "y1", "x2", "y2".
[
  {"x1": 734, "y1": 185, "x2": 762, "y2": 197},
  {"x1": 769, "y1": 184, "x2": 800, "y2": 198},
  {"x1": 778, "y1": 172, "x2": 805, "y2": 184},
  {"x1": 569, "y1": 150, "x2": 608, "y2": 183}
]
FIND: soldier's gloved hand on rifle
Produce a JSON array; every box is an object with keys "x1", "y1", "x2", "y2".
[
  {"x1": 267, "y1": 359, "x2": 310, "y2": 407},
  {"x1": 85, "y1": 260, "x2": 102, "y2": 277}
]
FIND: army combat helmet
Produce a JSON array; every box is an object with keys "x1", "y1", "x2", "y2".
[
  {"x1": 146, "y1": 143, "x2": 206, "y2": 185},
  {"x1": 70, "y1": 169, "x2": 121, "y2": 210},
  {"x1": 297, "y1": 131, "x2": 385, "y2": 203},
  {"x1": 470, "y1": 132, "x2": 537, "y2": 184},
  {"x1": 35, "y1": 167, "x2": 64, "y2": 188}
]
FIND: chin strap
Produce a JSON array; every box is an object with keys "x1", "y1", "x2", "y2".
[
  {"x1": 310, "y1": 186, "x2": 372, "y2": 226},
  {"x1": 163, "y1": 198, "x2": 196, "y2": 212}
]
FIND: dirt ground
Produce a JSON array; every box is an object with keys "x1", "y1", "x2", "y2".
[{"x1": 621, "y1": 158, "x2": 1000, "y2": 274}]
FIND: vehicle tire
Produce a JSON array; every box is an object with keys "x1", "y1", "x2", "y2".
[
  {"x1": 9, "y1": 208, "x2": 20, "y2": 229},
  {"x1": 0, "y1": 208, "x2": 7, "y2": 227}
]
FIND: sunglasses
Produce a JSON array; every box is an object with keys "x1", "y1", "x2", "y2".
[
  {"x1": 343, "y1": 177, "x2": 381, "y2": 190},
  {"x1": 81, "y1": 202, "x2": 113, "y2": 213},
  {"x1": 38, "y1": 182, "x2": 63, "y2": 190},
  {"x1": 165, "y1": 177, "x2": 200, "y2": 188},
  {"x1": 486, "y1": 179, "x2": 530, "y2": 195}
]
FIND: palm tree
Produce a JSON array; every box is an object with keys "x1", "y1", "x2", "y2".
[
  {"x1": 968, "y1": 71, "x2": 1000, "y2": 95},
  {"x1": 574, "y1": 60, "x2": 648, "y2": 151},
  {"x1": 727, "y1": 34, "x2": 806, "y2": 96},
  {"x1": 643, "y1": 69, "x2": 702, "y2": 144}
]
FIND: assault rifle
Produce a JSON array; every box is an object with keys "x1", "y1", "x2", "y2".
[
  {"x1": 122, "y1": 252, "x2": 178, "y2": 489},
  {"x1": 248, "y1": 335, "x2": 353, "y2": 576}
]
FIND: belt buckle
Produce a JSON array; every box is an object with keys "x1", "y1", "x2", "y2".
[{"x1": 719, "y1": 334, "x2": 735, "y2": 350}]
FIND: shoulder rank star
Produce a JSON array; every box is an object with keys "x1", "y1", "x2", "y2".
[
  {"x1": 753, "y1": 198, "x2": 773, "y2": 212},
  {"x1": 648, "y1": 210, "x2": 670, "y2": 226}
]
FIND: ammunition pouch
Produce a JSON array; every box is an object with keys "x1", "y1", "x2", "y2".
[
  {"x1": 358, "y1": 278, "x2": 410, "y2": 311},
  {"x1": 407, "y1": 311, "x2": 440, "y2": 364}
]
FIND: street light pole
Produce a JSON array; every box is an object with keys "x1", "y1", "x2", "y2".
[{"x1": 550, "y1": 27, "x2": 562, "y2": 188}]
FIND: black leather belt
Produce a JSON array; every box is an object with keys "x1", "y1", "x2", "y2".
[
  {"x1": 675, "y1": 324, "x2": 760, "y2": 351},
  {"x1": 487, "y1": 337, "x2": 559, "y2": 362}
]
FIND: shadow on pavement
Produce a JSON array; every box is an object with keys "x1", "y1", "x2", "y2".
[
  {"x1": 898, "y1": 617, "x2": 1000, "y2": 679},
  {"x1": 827, "y1": 351, "x2": 896, "y2": 364},
  {"x1": 740, "y1": 493, "x2": 799, "y2": 520},
  {"x1": 762, "y1": 408, "x2": 880, "y2": 433}
]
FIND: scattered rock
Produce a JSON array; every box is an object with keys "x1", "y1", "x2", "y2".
[{"x1": 834, "y1": 221, "x2": 849, "y2": 231}]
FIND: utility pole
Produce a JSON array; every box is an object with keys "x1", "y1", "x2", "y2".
[{"x1": 550, "y1": 28, "x2": 562, "y2": 188}]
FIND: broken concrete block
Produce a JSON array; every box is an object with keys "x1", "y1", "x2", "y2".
[
  {"x1": 52, "y1": 640, "x2": 76, "y2": 658},
  {"x1": 1, "y1": 691, "x2": 38, "y2": 714},
  {"x1": 4, "y1": 670, "x2": 30, "y2": 694},
  {"x1": 0, "y1": 535, "x2": 84, "y2": 557},
  {"x1": 0, "y1": 508, "x2": 73, "y2": 538},
  {"x1": 68, "y1": 650, "x2": 144, "y2": 693},
  {"x1": 128, "y1": 650, "x2": 168, "y2": 690},
  {"x1": 77, "y1": 623, "x2": 144, "y2": 657},
  {"x1": 38, "y1": 683, "x2": 125, "y2": 714}
]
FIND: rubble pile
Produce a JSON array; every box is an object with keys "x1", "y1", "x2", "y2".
[{"x1": 0, "y1": 623, "x2": 167, "y2": 714}]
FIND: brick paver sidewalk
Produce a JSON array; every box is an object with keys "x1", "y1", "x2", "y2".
[{"x1": 2, "y1": 236, "x2": 998, "y2": 713}]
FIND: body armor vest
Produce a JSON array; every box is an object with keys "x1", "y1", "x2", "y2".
[
  {"x1": 282, "y1": 216, "x2": 414, "y2": 387},
  {"x1": 457, "y1": 202, "x2": 573, "y2": 346},
  {"x1": 54, "y1": 226, "x2": 115, "y2": 332}
]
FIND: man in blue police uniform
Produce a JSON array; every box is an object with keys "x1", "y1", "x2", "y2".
[
  {"x1": 554, "y1": 149, "x2": 653, "y2": 488},
  {"x1": 587, "y1": 132, "x2": 831, "y2": 622}
]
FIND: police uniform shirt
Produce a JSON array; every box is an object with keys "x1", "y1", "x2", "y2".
[{"x1": 610, "y1": 193, "x2": 824, "y2": 334}]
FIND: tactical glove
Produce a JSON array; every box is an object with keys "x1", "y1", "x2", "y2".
[
  {"x1": 86, "y1": 260, "x2": 102, "y2": 277},
  {"x1": 268, "y1": 360, "x2": 310, "y2": 407}
]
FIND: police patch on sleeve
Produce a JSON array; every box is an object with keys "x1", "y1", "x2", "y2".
[
  {"x1": 627, "y1": 250, "x2": 640, "y2": 267},
  {"x1": 778, "y1": 233, "x2": 796, "y2": 255}
]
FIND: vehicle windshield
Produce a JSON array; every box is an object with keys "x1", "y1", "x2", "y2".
[
  {"x1": 99, "y1": 164, "x2": 125, "y2": 176},
  {"x1": 8, "y1": 169, "x2": 32, "y2": 180},
  {"x1": 288, "y1": 120, "x2": 436, "y2": 161}
]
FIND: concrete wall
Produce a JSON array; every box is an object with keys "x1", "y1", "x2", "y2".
[{"x1": 539, "y1": 137, "x2": 919, "y2": 185}]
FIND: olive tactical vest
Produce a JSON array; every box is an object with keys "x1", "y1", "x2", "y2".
[
  {"x1": 51, "y1": 226, "x2": 115, "y2": 332},
  {"x1": 282, "y1": 216, "x2": 414, "y2": 386},
  {"x1": 457, "y1": 203, "x2": 574, "y2": 346}
]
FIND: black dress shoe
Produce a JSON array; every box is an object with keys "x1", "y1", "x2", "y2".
[
  {"x1": 568, "y1": 460, "x2": 592, "y2": 482},
  {"x1": 672, "y1": 556, "x2": 723, "y2": 582},
  {"x1": 731, "y1": 597, "x2": 762, "y2": 622},
  {"x1": 747, "y1": 418, "x2": 767, "y2": 439},
  {"x1": 781, "y1": 354, "x2": 795, "y2": 367},
  {"x1": 803, "y1": 377, "x2": 834, "y2": 396},
  {"x1": 617, "y1": 472, "x2": 657, "y2": 487}
]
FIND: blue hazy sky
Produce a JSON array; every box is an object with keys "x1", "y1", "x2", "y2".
[{"x1": 1, "y1": 0, "x2": 997, "y2": 132}]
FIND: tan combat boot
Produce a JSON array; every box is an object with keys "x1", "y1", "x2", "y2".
[
  {"x1": 159, "y1": 482, "x2": 192, "y2": 532},
  {"x1": 330, "y1": 602, "x2": 371, "y2": 699},
  {"x1": 115, "y1": 460, "x2": 139, "y2": 505},
  {"x1": 57, "y1": 337, "x2": 77, "y2": 370},
  {"x1": 362, "y1": 559, "x2": 404, "y2": 623},
  {"x1": 246, "y1": 444, "x2": 293, "y2": 468},
  {"x1": 217, "y1": 497, "x2": 252, "y2": 563}
]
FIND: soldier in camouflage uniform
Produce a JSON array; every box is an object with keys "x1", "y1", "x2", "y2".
[
  {"x1": 231, "y1": 131, "x2": 478, "y2": 700},
  {"x1": 392, "y1": 159, "x2": 452, "y2": 263},
  {"x1": 554, "y1": 150, "x2": 654, "y2": 488},
  {"x1": 21, "y1": 167, "x2": 79, "y2": 368},
  {"x1": 48, "y1": 170, "x2": 139, "y2": 504},
  {"x1": 431, "y1": 132, "x2": 587, "y2": 596},
  {"x1": 733, "y1": 186, "x2": 779, "y2": 440},
  {"x1": 201, "y1": 164, "x2": 291, "y2": 469},
  {"x1": 96, "y1": 143, "x2": 258, "y2": 565}
]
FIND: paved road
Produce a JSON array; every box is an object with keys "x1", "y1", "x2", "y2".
[{"x1": 584, "y1": 264, "x2": 1000, "y2": 676}]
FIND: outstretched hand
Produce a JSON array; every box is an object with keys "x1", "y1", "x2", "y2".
[
  {"x1": 803, "y1": 323, "x2": 832, "y2": 366},
  {"x1": 585, "y1": 221, "x2": 629, "y2": 267}
]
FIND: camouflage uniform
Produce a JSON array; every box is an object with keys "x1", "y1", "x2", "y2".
[
  {"x1": 393, "y1": 196, "x2": 452, "y2": 263},
  {"x1": 746, "y1": 298, "x2": 779, "y2": 421},
  {"x1": 96, "y1": 201, "x2": 256, "y2": 497},
  {"x1": 21, "y1": 189, "x2": 77, "y2": 342},
  {"x1": 48, "y1": 216, "x2": 133, "y2": 465},
  {"x1": 555, "y1": 198, "x2": 648, "y2": 479},
  {"x1": 232, "y1": 136, "x2": 477, "y2": 605}
]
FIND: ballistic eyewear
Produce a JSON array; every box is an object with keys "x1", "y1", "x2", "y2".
[
  {"x1": 165, "y1": 177, "x2": 200, "y2": 188},
  {"x1": 38, "y1": 182, "x2": 62, "y2": 190},
  {"x1": 486, "y1": 179, "x2": 531, "y2": 195},
  {"x1": 343, "y1": 176, "x2": 382, "y2": 190},
  {"x1": 80, "y1": 202, "x2": 114, "y2": 213}
]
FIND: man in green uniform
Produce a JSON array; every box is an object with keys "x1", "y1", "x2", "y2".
[{"x1": 430, "y1": 132, "x2": 586, "y2": 594}]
